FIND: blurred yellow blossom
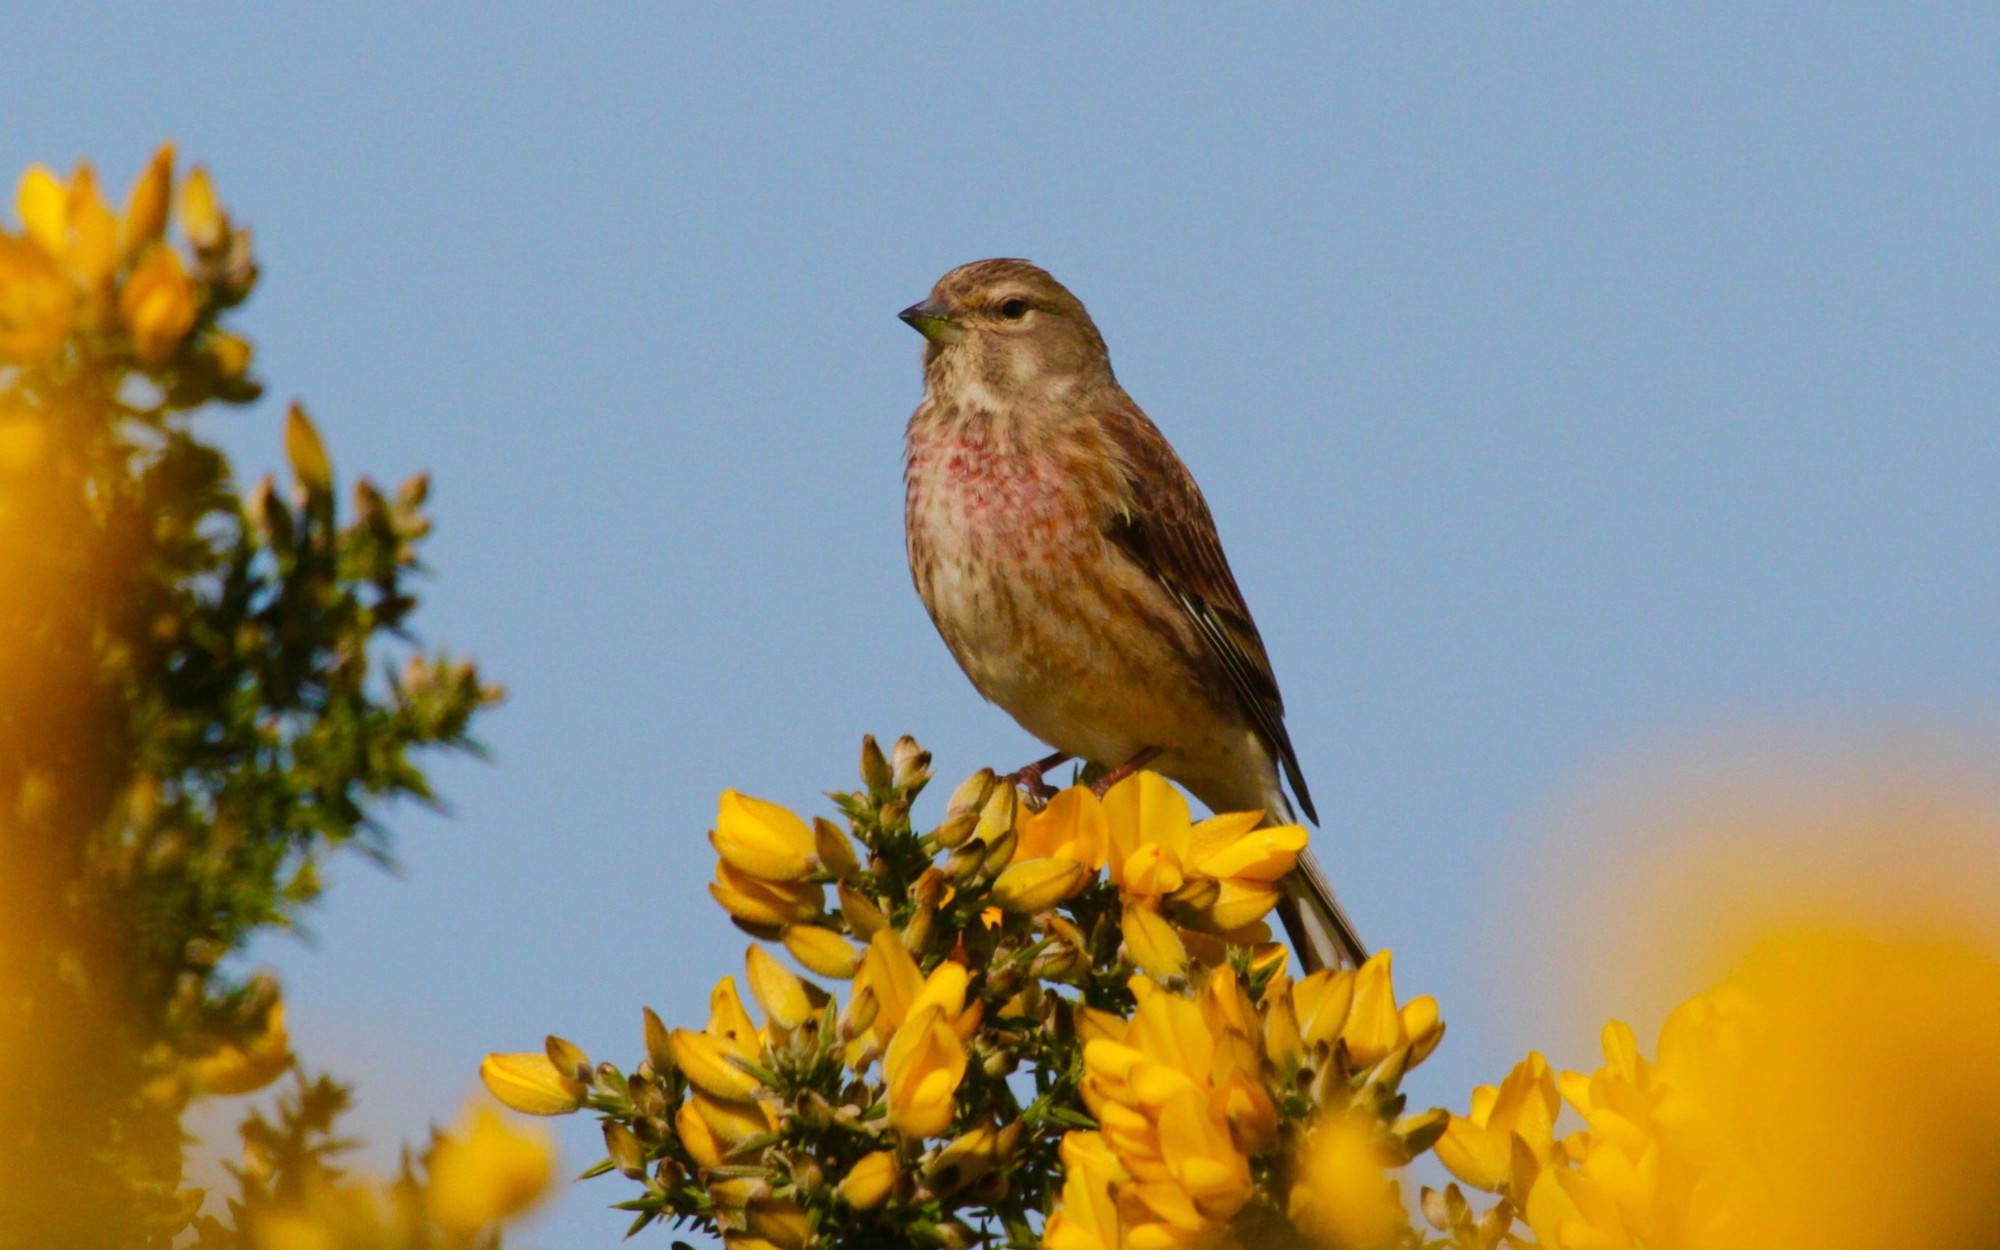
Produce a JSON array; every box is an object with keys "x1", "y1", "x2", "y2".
[
  {"x1": 121, "y1": 143, "x2": 174, "y2": 254},
  {"x1": 189, "y1": 1000, "x2": 293, "y2": 1096},
  {"x1": 16, "y1": 164, "x2": 66, "y2": 255},
  {"x1": 425, "y1": 1104, "x2": 556, "y2": 1235},
  {"x1": 180, "y1": 164, "x2": 222, "y2": 247},
  {"x1": 0, "y1": 233, "x2": 73, "y2": 359},
  {"x1": 118, "y1": 244, "x2": 196, "y2": 364},
  {"x1": 1289, "y1": 1111, "x2": 1407, "y2": 1250}
]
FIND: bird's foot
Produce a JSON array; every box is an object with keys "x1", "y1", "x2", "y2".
[
  {"x1": 1089, "y1": 747, "x2": 1162, "y2": 798},
  {"x1": 1006, "y1": 750, "x2": 1071, "y2": 806}
]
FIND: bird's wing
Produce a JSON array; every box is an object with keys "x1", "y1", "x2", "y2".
[{"x1": 1093, "y1": 399, "x2": 1318, "y2": 824}]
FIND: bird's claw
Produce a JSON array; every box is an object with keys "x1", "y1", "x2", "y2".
[
  {"x1": 1089, "y1": 747, "x2": 1162, "y2": 798},
  {"x1": 1006, "y1": 749, "x2": 1071, "y2": 808}
]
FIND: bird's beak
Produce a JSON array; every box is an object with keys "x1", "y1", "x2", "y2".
[{"x1": 898, "y1": 297, "x2": 960, "y2": 345}]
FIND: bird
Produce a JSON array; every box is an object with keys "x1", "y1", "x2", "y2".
[{"x1": 898, "y1": 258, "x2": 1367, "y2": 972}]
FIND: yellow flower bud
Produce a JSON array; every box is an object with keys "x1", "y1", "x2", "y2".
[
  {"x1": 707, "y1": 976, "x2": 763, "y2": 1058},
  {"x1": 211, "y1": 330, "x2": 252, "y2": 377},
  {"x1": 118, "y1": 244, "x2": 196, "y2": 365},
  {"x1": 478, "y1": 1052, "x2": 586, "y2": 1115},
  {"x1": 689, "y1": 1088, "x2": 776, "y2": 1151},
  {"x1": 782, "y1": 924, "x2": 861, "y2": 978},
  {"x1": 813, "y1": 816, "x2": 859, "y2": 879},
  {"x1": 180, "y1": 165, "x2": 222, "y2": 249},
  {"x1": 123, "y1": 143, "x2": 174, "y2": 255},
  {"x1": 943, "y1": 768, "x2": 995, "y2": 820},
  {"x1": 604, "y1": 1119, "x2": 648, "y2": 1179},
  {"x1": 545, "y1": 1033, "x2": 591, "y2": 1081},
  {"x1": 66, "y1": 165, "x2": 118, "y2": 289},
  {"x1": 669, "y1": 1029, "x2": 762, "y2": 1101},
  {"x1": 836, "y1": 1149, "x2": 900, "y2": 1209},
  {"x1": 0, "y1": 234, "x2": 73, "y2": 361},
  {"x1": 928, "y1": 1124, "x2": 1002, "y2": 1191},
  {"x1": 275, "y1": 409, "x2": 334, "y2": 504},
  {"x1": 643, "y1": 1006, "x2": 674, "y2": 1076},
  {"x1": 1121, "y1": 904, "x2": 1188, "y2": 980},
  {"x1": 890, "y1": 735, "x2": 931, "y2": 791},
  {"x1": 1401, "y1": 994, "x2": 1445, "y2": 1066},
  {"x1": 426, "y1": 1105, "x2": 555, "y2": 1235},
  {"x1": 859, "y1": 734, "x2": 893, "y2": 794},
  {"x1": 1342, "y1": 952, "x2": 1405, "y2": 1067},
  {"x1": 1294, "y1": 967, "x2": 1356, "y2": 1049},
  {"x1": 712, "y1": 789, "x2": 817, "y2": 882},
  {"x1": 992, "y1": 857, "x2": 1089, "y2": 913},
  {"x1": 836, "y1": 881, "x2": 888, "y2": 939},
  {"x1": 744, "y1": 1197, "x2": 810, "y2": 1250},
  {"x1": 746, "y1": 945, "x2": 813, "y2": 1031},
  {"x1": 973, "y1": 782, "x2": 1017, "y2": 849}
]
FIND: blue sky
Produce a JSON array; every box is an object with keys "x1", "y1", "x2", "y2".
[{"x1": 11, "y1": 5, "x2": 2000, "y2": 1243}]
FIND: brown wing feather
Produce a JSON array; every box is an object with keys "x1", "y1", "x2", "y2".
[{"x1": 1093, "y1": 399, "x2": 1318, "y2": 824}]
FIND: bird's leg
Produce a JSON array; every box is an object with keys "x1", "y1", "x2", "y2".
[
  {"x1": 1089, "y1": 747, "x2": 1162, "y2": 798},
  {"x1": 1007, "y1": 749, "x2": 1071, "y2": 805}
]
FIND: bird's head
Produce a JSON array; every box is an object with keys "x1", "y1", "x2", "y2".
[{"x1": 900, "y1": 259, "x2": 1114, "y2": 402}]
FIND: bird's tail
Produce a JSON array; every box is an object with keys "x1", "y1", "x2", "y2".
[{"x1": 1265, "y1": 789, "x2": 1369, "y2": 974}]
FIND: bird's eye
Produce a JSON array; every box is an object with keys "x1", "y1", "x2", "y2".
[{"x1": 998, "y1": 298, "x2": 1029, "y2": 320}]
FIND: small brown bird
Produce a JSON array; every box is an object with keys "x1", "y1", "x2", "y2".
[{"x1": 900, "y1": 258, "x2": 1367, "y2": 971}]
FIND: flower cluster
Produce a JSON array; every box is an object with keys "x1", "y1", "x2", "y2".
[
  {"x1": 3, "y1": 145, "x2": 259, "y2": 396},
  {"x1": 483, "y1": 737, "x2": 1455, "y2": 1248}
]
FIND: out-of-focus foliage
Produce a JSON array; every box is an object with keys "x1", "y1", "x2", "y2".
[
  {"x1": 489, "y1": 739, "x2": 1459, "y2": 1249},
  {"x1": 0, "y1": 145, "x2": 499, "y2": 1248}
]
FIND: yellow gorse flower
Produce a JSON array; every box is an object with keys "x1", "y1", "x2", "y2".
[
  {"x1": 1097, "y1": 771, "x2": 1308, "y2": 952},
  {"x1": 883, "y1": 1001, "x2": 967, "y2": 1137},
  {"x1": 713, "y1": 789, "x2": 819, "y2": 882},
  {"x1": 1435, "y1": 1051, "x2": 1562, "y2": 1194},
  {"x1": 479, "y1": 1048, "x2": 587, "y2": 1115},
  {"x1": 1072, "y1": 972, "x2": 1265, "y2": 1247}
]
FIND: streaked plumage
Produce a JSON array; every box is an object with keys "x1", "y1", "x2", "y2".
[{"x1": 899, "y1": 258, "x2": 1366, "y2": 970}]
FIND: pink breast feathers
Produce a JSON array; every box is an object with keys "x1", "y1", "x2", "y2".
[{"x1": 910, "y1": 429, "x2": 1080, "y2": 562}]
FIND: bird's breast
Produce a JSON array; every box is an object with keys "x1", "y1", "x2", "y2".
[{"x1": 903, "y1": 413, "x2": 1230, "y2": 767}]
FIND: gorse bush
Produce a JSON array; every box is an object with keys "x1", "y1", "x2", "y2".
[
  {"x1": 486, "y1": 741, "x2": 1465, "y2": 1250},
  {"x1": 489, "y1": 741, "x2": 2000, "y2": 1250},
  {"x1": 0, "y1": 145, "x2": 539, "y2": 1249}
]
